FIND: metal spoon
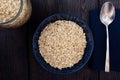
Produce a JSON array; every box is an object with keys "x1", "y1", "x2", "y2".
[{"x1": 100, "y1": 2, "x2": 115, "y2": 72}]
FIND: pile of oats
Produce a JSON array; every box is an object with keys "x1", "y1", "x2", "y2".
[{"x1": 38, "y1": 20, "x2": 87, "y2": 69}]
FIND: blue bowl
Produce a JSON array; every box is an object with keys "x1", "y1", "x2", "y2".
[{"x1": 32, "y1": 13, "x2": 94, "y2": 74}]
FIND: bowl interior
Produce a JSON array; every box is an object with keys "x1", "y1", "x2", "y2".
[{"x1": 32, "y1": 14, "x2": 94, "y2": 74}]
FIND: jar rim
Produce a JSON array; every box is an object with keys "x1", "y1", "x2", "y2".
[{"x1": 0, "y1": 0, "x2": 23, "y2": 24}]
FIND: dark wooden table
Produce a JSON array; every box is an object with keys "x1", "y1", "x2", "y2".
[{"x1": 1, "y1": 0, "x2": 120, "y2": 80}]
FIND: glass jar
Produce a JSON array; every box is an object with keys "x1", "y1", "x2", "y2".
[{"x1": 0, "y1": 0, "x2": 32, "y2": 28}]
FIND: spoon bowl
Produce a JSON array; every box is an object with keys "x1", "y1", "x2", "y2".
[
  {"x1": 100, "y1": 2, "x2": 115, "y2": 72},
  {"x1": 100, "y1": 2, "x2": 115, "y2": 26}
]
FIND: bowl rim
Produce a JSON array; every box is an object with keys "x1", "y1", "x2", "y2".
[{"x1": 32, "y1": 13, "x2": 94, "y2": 75}]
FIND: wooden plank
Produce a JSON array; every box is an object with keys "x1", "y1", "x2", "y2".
[
  {"x1": 0, "y1": 26, "x2": 28, "y2": 80},
  {"x1": 99, "y1": 0, "x2": 120, "y2": 80},
  {"x1": 100, "y1": 71, "x2": 120, "y2": 80},
  {"x1": 99, "y1": 0, "x2": 120, "y2": 8},
  {"x1": 29, "y1": 0, "x2": 99, "y2": 80},
  {"x1": 58, "y1": 0, "x2": 98, "y2": 23}
]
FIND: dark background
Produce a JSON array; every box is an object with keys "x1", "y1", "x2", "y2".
[{"x1": 0, "y1": 0, "x2": 120, "y2": 80}]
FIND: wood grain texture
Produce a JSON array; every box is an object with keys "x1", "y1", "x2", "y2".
[
  {"x1": 58, "y1": 0, "x2": 98, "y2": 23},
  {"x1": 100, "y1": 71, "x2": 120, "y2": 80},
  {"x1": 0, "y1": 26, "x2": 28, "y2": 80},
  {"x1": 99, "y1": 0, "x2": 120, "y2": 8}
]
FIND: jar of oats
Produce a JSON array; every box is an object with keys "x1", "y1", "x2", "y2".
[{"x1": 0, "y1": 0, "x2": 32, "y2": 28}]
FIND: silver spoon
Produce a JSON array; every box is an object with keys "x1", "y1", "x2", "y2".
[{"x1": 100, "y1": 2, "x2": 115, "y2": 72}]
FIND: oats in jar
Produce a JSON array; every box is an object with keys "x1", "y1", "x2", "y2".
[
  {"x1": 0, "y1": 0, "x2": 32, "y2": 28},
  {"x1": 38, "y1": 20, "x2": 87, "y2": 70},
  {"x1": 0, "y1": 0, "x2": 20, "y2": 23}
]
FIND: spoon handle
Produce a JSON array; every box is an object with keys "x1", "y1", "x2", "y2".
[{"x1": 105, "y1": 25, "x2": 110, "y2": 72}]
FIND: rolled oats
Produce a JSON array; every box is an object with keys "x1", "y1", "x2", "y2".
[{"x1": 38, "y1": 20, "x2": 87, "y2": 69}]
